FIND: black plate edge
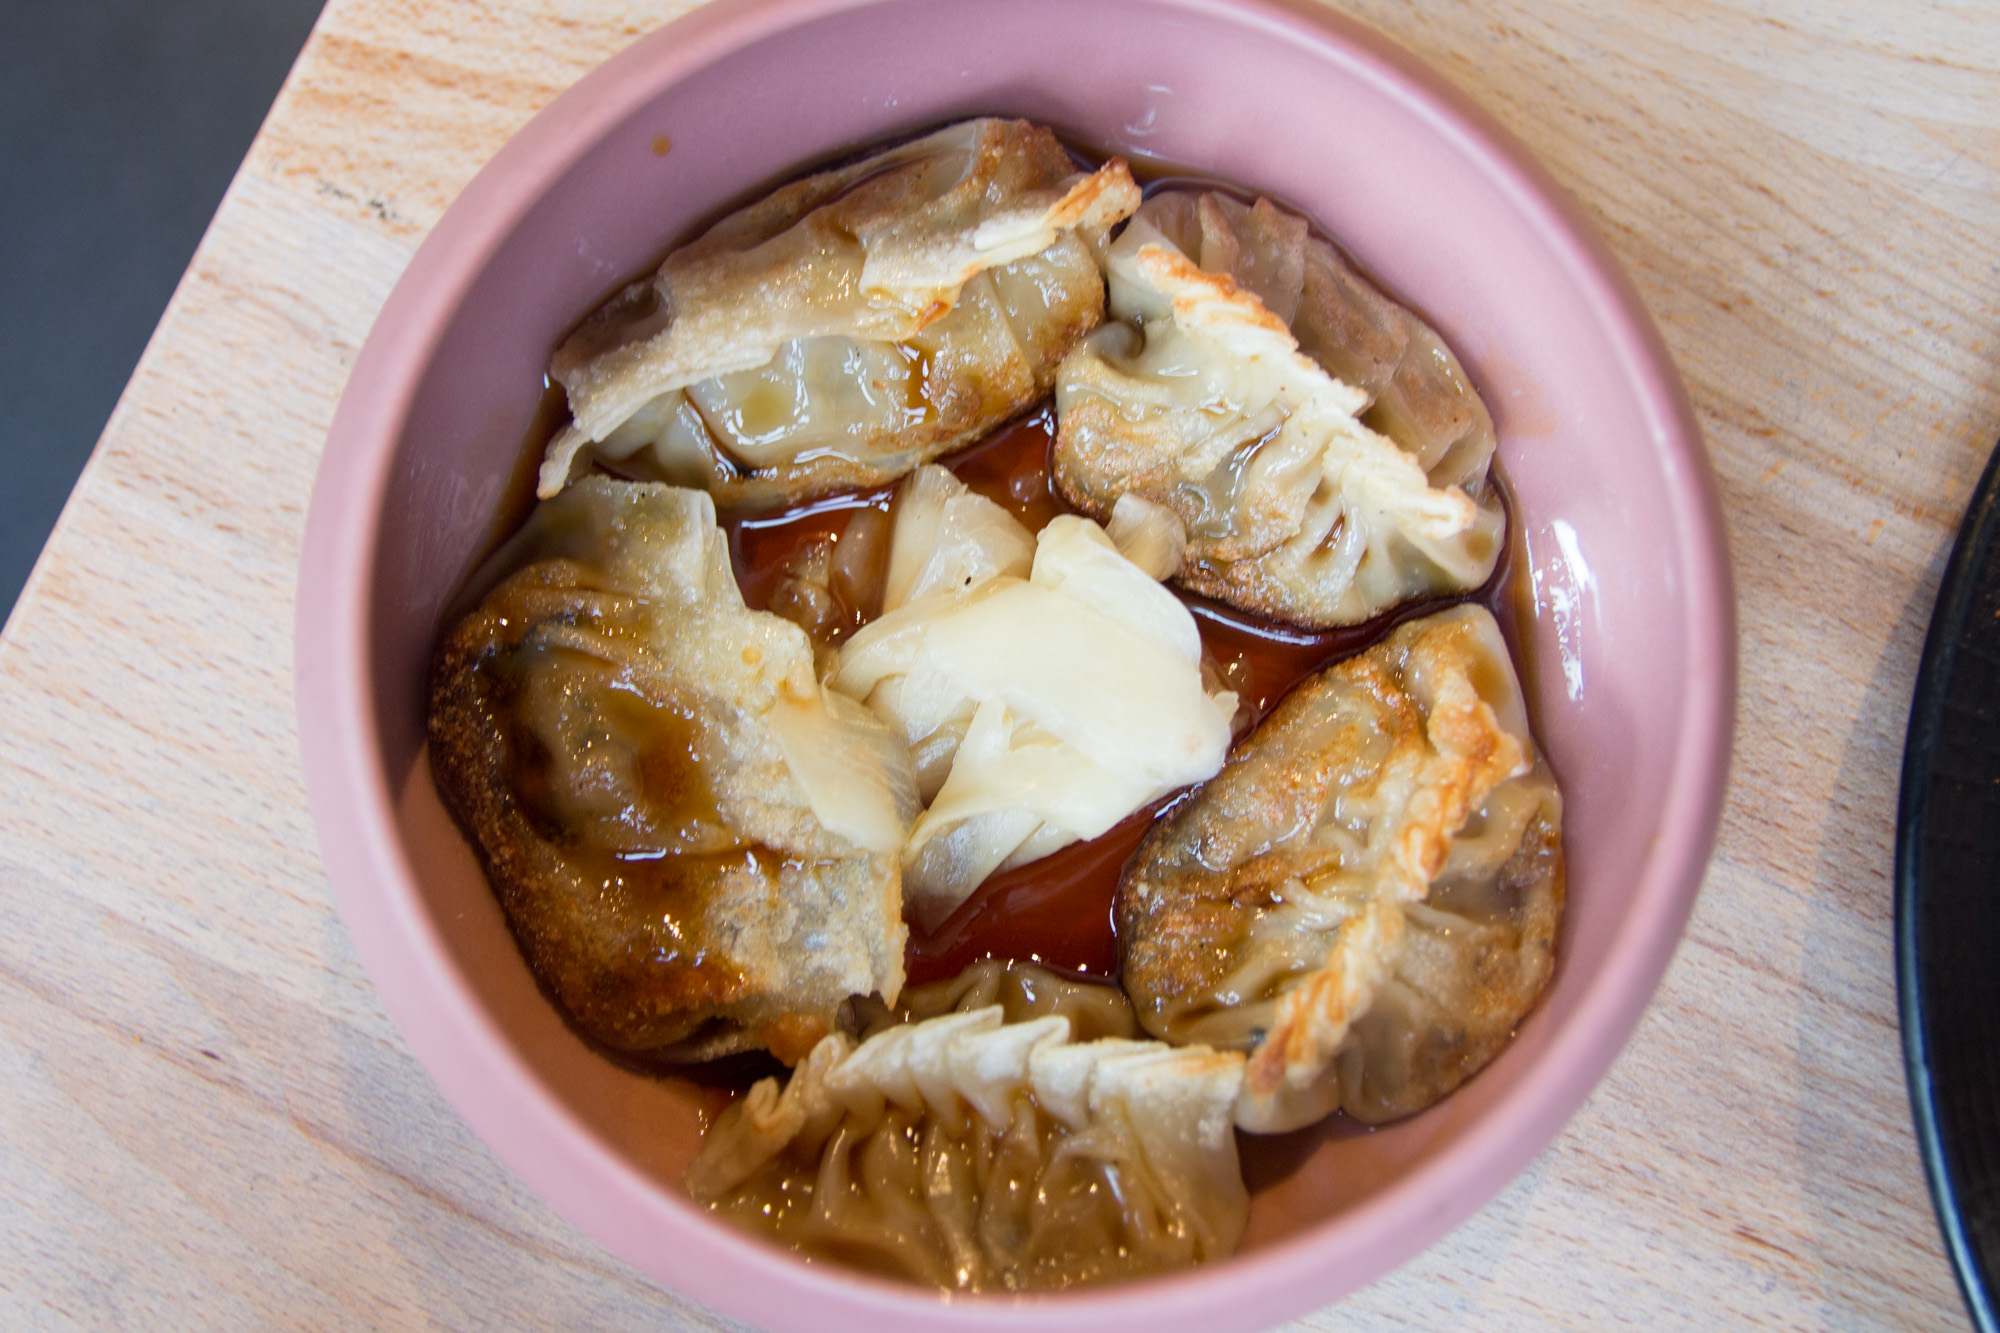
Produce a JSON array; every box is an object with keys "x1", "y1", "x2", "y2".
[{"x1": 1896, "y1": 437, "x2": 2000, "y2": 1333}]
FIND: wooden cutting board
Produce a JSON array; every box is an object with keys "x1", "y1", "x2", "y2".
[{"x1": 0, "y1": 0, "x2": 1987, "y2": 1327}]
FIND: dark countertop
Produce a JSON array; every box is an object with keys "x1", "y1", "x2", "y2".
[{"x1": 0, "y1": 0, "x2": 324, "y2": 626}]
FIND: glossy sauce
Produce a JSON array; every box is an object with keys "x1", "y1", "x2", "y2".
[
  {"x1": 729, "y1": 488, "x2": 891, "y2": 634},
  {"x1": 716, "y1": 402, "x2": 1514, "y2": 986}
]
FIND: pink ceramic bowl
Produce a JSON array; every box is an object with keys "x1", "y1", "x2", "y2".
[{"x1": 295, "y1": 0, "x2": 1734, "y2": 1328}]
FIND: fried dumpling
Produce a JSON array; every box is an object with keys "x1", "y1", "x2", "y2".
[
  {"x1": 832, "y1": 466, "x2": 1236, "y2": 928},
  {"x1": 1116, "y1": 604, "x2": 1563, "y2": 1131},
  {"x1": 428, "y1": 477, "x2": 918, "y2": 1063},
  {"x1": 1116, "y1": 191, "x2": 1498, "y2": 486},
  {"x1": 540, "y1": 119, "x2": 1141, "y2": 508},
  {"x1": 685, "y1": 1005, "x2": 1247, "y2": 1291},
  {"x1": 1052, "y1": 190, "x2": 1503, "y2": 628}
]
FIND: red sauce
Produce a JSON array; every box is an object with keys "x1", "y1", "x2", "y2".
[
  {"x1": 945, "y1": 404, "x2": 1071, "y2": 532},
  {"x1": 906, "y1": 802, "x2": 1160, "y2": 986},
  {"x1": 717, "y1": 400, "x2": 1513, "y2": 984},
  {"x1": 728, "y1": 489, "x2": 890, "y2": 616}
]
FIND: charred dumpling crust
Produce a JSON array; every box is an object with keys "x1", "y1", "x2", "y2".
[
  {"x1": 540, "y1": 118, "x2": 1140, "y2": 510},
  {"x1": 1115, "y1": 604, "x2": 1564, "y2": 1130},
  {"x1": 428, "y1": 479, "x2": 914, "y2": 1063}
]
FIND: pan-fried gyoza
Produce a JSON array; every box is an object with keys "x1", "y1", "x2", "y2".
[
  {"x1": 428, "y1": 479, "x2": 917, "y2": 1063},
  {"x1": 685, "y1": 1003, "x2": 1247, "y2": 1291},
  {"x1": 1053, "y1": 190, "x2": 1503, "y2": 628},
  {"x1": 541, "y1": 119, "x2": 1139, "y2": 509},
  {"x1": 1116, "y1": 606, "x2": 1562, "y2": 1131},
  {"x1": 431, "y1": 122, "x2": 1566, "y2": 1293}
]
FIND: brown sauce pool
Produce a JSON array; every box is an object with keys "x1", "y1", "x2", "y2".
[{"x1": 715, "y1": 402, "x2": 1515, "y2": 989}]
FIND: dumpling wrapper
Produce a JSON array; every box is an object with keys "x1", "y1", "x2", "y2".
[
  {"x1": 685, "y1": 1004, "x2": 1247, "y2": 1291},
  {"x1": 833, "y1": 467, "x2": 1236, "y2": 928},
  {"x1": 541, "y1": 118, "x2": 1140, "y2": 508},
  {"x1": 1120, "y1": 191, "x2": 1499, "y2": 487},
  {"x1": 428, "y1": 478, "x2": 918, "y2": 1063},
  {"x1": 1053, "y1": 190, "x2": 1504, "y2": 628},
  {"x1": 851, "y1": 957, "x2": 1143, "y2": 1045},
  {"x1": 1116, "y1": 604, "x2": 1564, "y2": 1131}
]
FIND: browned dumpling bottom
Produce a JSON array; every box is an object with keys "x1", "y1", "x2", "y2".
[
  {"x1": 1116, "y1": 604, "x2": 1564, "y2": 1129},
  {"x1": 429, "y1": 479, "x2": 908, "y2": 1063}
]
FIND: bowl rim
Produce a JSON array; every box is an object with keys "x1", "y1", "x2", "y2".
[{"x1": 294, "y1": 0, "x2": 1737, "y2": 1327}]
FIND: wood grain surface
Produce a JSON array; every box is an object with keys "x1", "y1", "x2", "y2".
[{"x1": 0, "y1": 0, "x2": 1991, "y2": 1327}]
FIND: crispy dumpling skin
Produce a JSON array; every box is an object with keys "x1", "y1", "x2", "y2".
[
  {"x1": 428, "y1": 478, "x2": 917, "y2": 1063},
  {"x1": 1128, "y1": 191, "x2": 1498, "y2": 487},
  {"x1": 1116, "y1": 604, "x2": 1563, "y2": 1130},
  {"x1": 541, "y1": 118, "x2": 1140, "y2": 509},
  {"x1": 684, "y1": 1004, "x2": 1247, "y2": 1291},
  {"x1": 1053, "y1": 190, "x2": 1503, "y2": 628}
]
